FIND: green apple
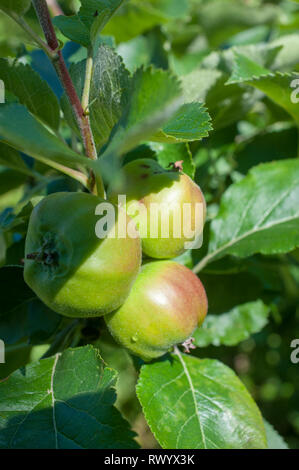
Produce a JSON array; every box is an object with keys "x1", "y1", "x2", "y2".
[
  {"x1": 24, "y1": 192, "x2": 142, "y2": 318},
  {"x1": 105, "y1": 260, "x2": 208, "y2": 360},
  {"x1": 108, "y1": 158, "x2": 206, "y2": 259}
]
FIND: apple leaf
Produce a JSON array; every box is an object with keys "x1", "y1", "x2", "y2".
[
  {"x1": 0, "y1": 59, "x2": 60, "y2": 130},
  {"x1": 227, "y1": 52, "x2": 272, "y2": 83},
  {"x1": 54, "y1": 0, "x2": 124, "y2": 47},
  {"x1": 194, "y1": 300, "x2": 270, "y2": 347},
  {"x1": 63, "y1": 54, "x2": 211, "y2": 162},
  {"x1": 122, "y1": 66, "x2": 181, "y2": 132},
  {"x1": 153, "y1": 102, "x2": 212, "y2": 143},
  {"x1": 95, "y1": 66, "x2": 187, "y2": 179},
  {"x1": 97, "y1": 65, "x2": 211, "y2": 177},
  {"x1": 0, "y1": 104, "x2": 90, "y2": 175},
  {"x1": 194, "y1": 159, "x2": 299, "y2": 272},
  {"x1": 180, "y1": 68, "x2": 258, "y2": 131},
  {"x1": 137, "y1": 352, "x2": 267, "y2": 449},
  {"x1": 227, "y1": 52, "x2": 299, "y2": 125},
  {"x1": 61, "y1": 45, "x2": 130, "y2": 151},
  {"x1": 0, "y1": 346, "x2": 138, "y2": 449}
]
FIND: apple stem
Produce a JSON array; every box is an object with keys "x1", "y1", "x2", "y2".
[
  {"x1": 181, "y1": 337, "x2": 196, "y2": 353},
  {"x1": 168, "y1": 160, "x2": 184, "y2": 172}
]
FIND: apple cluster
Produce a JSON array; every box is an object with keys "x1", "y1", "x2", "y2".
[{"x1": 24, "y1": 159, "x2": 208, "y2": 360}]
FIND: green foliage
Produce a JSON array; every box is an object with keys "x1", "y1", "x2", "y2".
[
  {"x1": 137, "y1": 352, "x2": 267, "y2": 449},
  {"x1": 194, "y1": 159, "x2": 299, "y2": 271},
  {"x1": 194, "y1": 300, "x2": 270, "y2": 347},
  {"x1": 96, "y1": 66, "x2": 211, "y2": 181},
  {"x1": 0, "y1": 0, "x2": 298, "y2": 451},
  {"x1": 0, "y1": 59, "x2": 60, "y2": 130},
  {"x1": 54, "y1": 0, "x2": 125, "y2": 47},
  {"x1": 62, "y1": 45, "x2": 130, "y2": 149},
  {"x1": 180, "y1": 68, "x2": 258, "y2": 131},
  {"x1": 0, "y1": 346, "x2": 138, "y2": 448},
  {"x1": 153, "y1": 102, "x2": 212, "y2": 143},
  {"x1": 227, "y1": 53, "x2": 299, "y2": 124},
  {"x1": 0, "y1": 104, "x2": 89, "y2": 174}
]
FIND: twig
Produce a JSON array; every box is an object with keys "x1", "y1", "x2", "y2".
[
  {"x1": 32, "y1": 0, "x2": 105, "y2": 196},
  {"x1": 32, "y1": 0, "x2": 61, "y2": 50}
]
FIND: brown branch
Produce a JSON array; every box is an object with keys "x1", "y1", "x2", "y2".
[
  {"x1": 33, "y1": 0, "x2": 60, "y2": 50},
  {"x1": 32, "y1": 0, "x2": 105, "y2": 196},
  {"x1": 32, "y1": 1, "x2": 98, "y2": 164}
]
